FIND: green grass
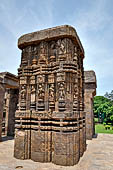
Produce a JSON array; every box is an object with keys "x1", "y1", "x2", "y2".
[
  {"x1": 94, "y1": 118, "x2": 98, "y2": 123},
  {"x1": 95, "y1": 124, "x2": 113, "y2": 134}
]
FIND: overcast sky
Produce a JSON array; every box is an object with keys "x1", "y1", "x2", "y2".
[{"x1": 0, "y1": 0, "x2": 113, "y2": 95}]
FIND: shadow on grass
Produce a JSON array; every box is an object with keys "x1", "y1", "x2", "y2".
[{"x1": 2, "y1": 135, "x2": 14, "y2": 142}]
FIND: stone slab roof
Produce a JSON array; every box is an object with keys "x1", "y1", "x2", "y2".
[
  {"x1": 18, "y1": 25, "x2": 84, "y2": 56},
  {"x1": 84, "y1": 71, "x2": 97, "y2": 85},
  {"x1": 0, "y1": 72, "x2": 19, "y2": 89}
]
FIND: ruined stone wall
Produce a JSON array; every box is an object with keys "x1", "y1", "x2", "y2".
[
  {"x1": 4, "y1": 89, "x2": 19, "y2": 136},
  {"x1": 0, "y1": 79, "x2": 5, "y2": 141},
  {"x1": 0, "y1": 72, "x2": 19, "y2": 140},
  {"x1": 14, "y1": 25, "x2": 86, "y2": 166},
  {"x1": 84, "y1": 71, "x2": 96, "y2": 140}
]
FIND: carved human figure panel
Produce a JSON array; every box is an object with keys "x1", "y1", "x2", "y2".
[
  {"x1": 39, "y1": 41, "x2": 48, "y2": 54},
  {"x1": 37, "y1": 75, "x2": 45, "y2": 83},
  {"x1": 49, "y1": 84, "x2": 54, "y2": 101},
  {"x1": 20, "y1": 85, "x2": 26, "y2": 100},
  {"x1": 31, "y1": 85, "x2": 36, "y2": 103},
  {"x1": 37, "y1": 84, "x2": 45, "y2": 100},
  {"x1": 73, "y1": 46, "x2": 78, "y2": 61},
  {"x1": 49, "y1": 41, "x2": 56, "y2": 62},
  {"x1": 58, "y1": 82, "x2": 65, "y2": 101},
  {"x1": 67, "y1": 38, "x2": 73, "y2": 53},
  {"x1": 57, "y1": 39, "x2": 66, "y2": 55}
]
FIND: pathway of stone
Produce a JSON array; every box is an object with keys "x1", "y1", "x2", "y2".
[{"x1": 0, "y1": 134, "x2": 113, "y2": 170}]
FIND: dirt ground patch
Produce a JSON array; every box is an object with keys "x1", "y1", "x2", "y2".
[{"x1": 0, "y1": 134, "x2": 113, "y2": 170}]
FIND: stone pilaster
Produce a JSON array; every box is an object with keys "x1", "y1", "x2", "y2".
[{"x1": 84, "y1": 71, "x2": 97, "y2": 140}]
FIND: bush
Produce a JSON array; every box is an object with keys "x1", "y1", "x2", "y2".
[
  {"x1": 108, "y1": 123, "x2": 112, "y2": 125},
  {"x1": 105, "y1": 125, "x2": 111, "y2": 130}
]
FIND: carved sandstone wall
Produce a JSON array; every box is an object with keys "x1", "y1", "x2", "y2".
[
  {"x1": 3, "y1": 89, "x2": 19, "y2": 136},
  {"x1": 0, "y1": 78, "x2": 5, "y2": 141},
  {"x1": 0, "y1": 72, "x2": 19, "y2": 139},
  {"x1": 14, "y1": 25, "x2": 86, "y2": 166},
  {"x1": 84, "y1": 71, "x2": 97, "y2": 140}
]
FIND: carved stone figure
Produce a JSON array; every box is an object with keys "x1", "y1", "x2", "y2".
[
  {"x1": 49, "y1": 41, "x2": 56, "y2": 61},
  {"x1": 57, "y1": 39, "x2": 66, "y2": 55},
  {"x1": 31, "y1": 85, "x2": 35, "y2": 103},
  {"x1": 49, "y1": 84, "x2": 54, "y2": 101},
  {"x1": 20, "y1": 85, "x2": 26, "y2": 100},
  {"x1": 37, "y1": 84, "x2": 45, "y2": 99},
  {"x1": 58, "y1": 82, "x2": 65, "y2": 100},
  {"x1": 73, "y1": 46, "x2": 78, "y2": 61}
]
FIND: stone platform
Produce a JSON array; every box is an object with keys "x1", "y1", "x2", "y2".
[{"x1": 0, "y1": 134, "x2": 113, "y2": 170}]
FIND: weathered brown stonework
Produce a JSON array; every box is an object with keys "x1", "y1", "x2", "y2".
[
  {"x1": 84, "y1": 71, "x2": 97, "y2": 140},
  {"x1": 3, "y1": 88, "x2": 19, "y2": 136},
  {"x1": 0, "y1": 72, "x2": 19, "y2": 139},
  {"x1": 14, "y1": 25, "x2": 86, "y2": 166},
  {"x1": 0, "y1": 77, "x2": 5, "y2": 141}
]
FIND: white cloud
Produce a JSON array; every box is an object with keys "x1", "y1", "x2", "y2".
[
  {"x1": 0, "y1": 0, "x2": 113, "y2": 95},
  {"x1": 0, "y1": 0, "x2": 54, "y2": 74},
  {"x1": 69, "y1": 0, "x2": 113, "y2": 95}
]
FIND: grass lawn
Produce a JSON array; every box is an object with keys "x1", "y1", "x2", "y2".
[{"x1": 95, "y1": 124, "x2": 113, "y2": 134}]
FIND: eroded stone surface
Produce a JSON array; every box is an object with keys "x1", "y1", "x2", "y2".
[
  {"x1": 14, "y1": 25, "x2": 85, "y2": 166},
  {"x1": 0, "y1": 78, "x2": 5, "y2": 141},
  {"x1": 18, "y1": 25, "x2": 84, "y2": 54},
  {"x1": 84, "y1": 71, "x2": 97, "y2": 140},
  {"x1": 0, "y1": 72, "x2": 19, "y2": 139}
]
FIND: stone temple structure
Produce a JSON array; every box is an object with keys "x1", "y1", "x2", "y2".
[
  {"x1": 14, "y1": 25, "x2": 86, "y2": 166},
  {"x1": 84, "y1": 71, "x2": 97, "y2": 140},
  {"x1": 0, "y1": 72, "x2": 19, "y2": 140}
]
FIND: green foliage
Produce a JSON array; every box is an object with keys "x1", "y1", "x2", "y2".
[
  {"x1": 94, "y1": 118, "x2": 98, "y2": 123},
  {"x1": 110, "y1": 115, "x2": 113, "y2": 121},
  {"x1": 94, "y1": 96, "x2": 112, "y2": 116},
  {"x1": 94, "y1": 95, "x2": 113, "y2": 124}
]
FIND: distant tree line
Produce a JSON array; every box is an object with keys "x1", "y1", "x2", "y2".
[{"x1": 94, "y1": 90, "x2": 113, "y2": 124}]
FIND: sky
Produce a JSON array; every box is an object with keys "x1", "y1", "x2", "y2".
[{"x1": 0, "y1": 0, "x2": 113, "y2": 96}]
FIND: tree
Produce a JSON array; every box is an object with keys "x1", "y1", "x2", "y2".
[
  {"x1": 104, "y1": 90, "x2": 113, "y2": 101},
  {"x1": 93, "y1": 96, "x2": 113, "y2": 124},
  {"x1": 93, "y1": 96, "x2": 112, "y2": 118},
  {"x1": 106, "y1": 105, "x2": 113, "y2": 124}
]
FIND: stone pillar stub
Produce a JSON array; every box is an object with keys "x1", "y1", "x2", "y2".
[
  {"x1": 84, "y1": 71, "x2": 97, "y2": 140},
  {"x1": 5, "y1": 89, "x2": 19, "y2": 136},
  {"x1": 0, "y1": 72, "x2": 19, "y2": 140},
  {"x1": 14, "y1": 25, "x2": 85, "y2": 166},
  {"x1": 0, "y1": 78, "x2": 5, "y2": 141}
]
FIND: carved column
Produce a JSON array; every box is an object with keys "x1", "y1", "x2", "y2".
[
  {"x1": 5, "y1": 89, "x2": 18, "y2": 136},
  {"x1": 14, "y1": 25, "x2": 85, "y2": 166},
  {"x1": 84, "y1": 71, "x2": 97, "y2": 140}
]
